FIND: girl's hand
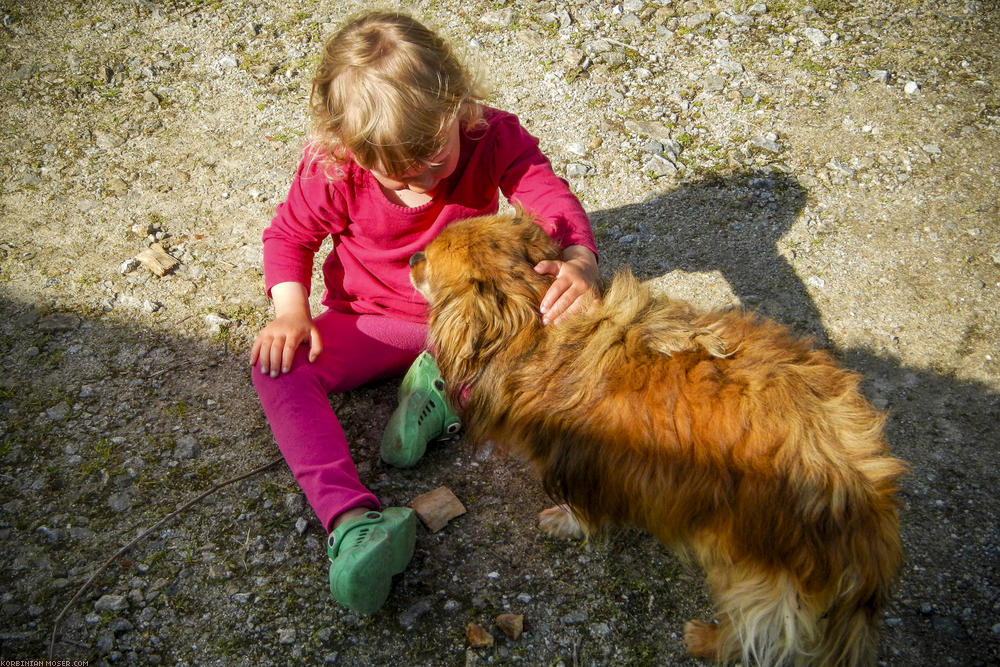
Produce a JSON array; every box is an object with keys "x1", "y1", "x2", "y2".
[
  {"x1": 250, "y1": 282, "x2": 322, "y2": 377},
  {"x1": 534, "y1": 245, "x2": 599, "y2": 325}
]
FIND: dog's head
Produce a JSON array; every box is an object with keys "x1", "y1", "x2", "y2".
[{"x1": 410, "y1": 211, "x2": 560, "y2": 390}]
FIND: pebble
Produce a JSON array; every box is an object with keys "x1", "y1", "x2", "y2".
[
  {"x1": 398, "y1": 598, "x2": 433, "y2": 629},
  {"x1": 173, "y1": 436, "x2": 200, "y2": 460},
  {"x1": 561, "y1": 609, "x2": 589, "y2": 625},
  {"x1": 682, "y1": 13, "x2": 713, "y2": 29},
  {"x1": 750, "y1": 133, "x2": 783, "y2": 153},
  {"x1": 277, "y1": 628, "x2": 296, "y2": 644},
  {"x1": 904, "y1": 81, "x2": 920, "y2": 95},
  {"x1": 204, "y1": 313, "x2": 231, "y2": 334},
  {"x1": 95, "y1": 594, "x2": 128, "y2": 612},
  {"x1": 644, "y1": 155, "x2": 677, "y2": 177},
  {"x1": 108, "y1": 492, "x2": 134, "y2": 512},
  {"x1": 802, "y1": 28, "x2": 830, "y2": 47}
]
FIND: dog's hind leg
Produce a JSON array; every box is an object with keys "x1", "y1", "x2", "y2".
[
  {"x1": 538, "y1": 504, "x2": 587, "y2": 539},
  {"x1": 684, "y1": 617, "x2": 730, "y2": 660}
]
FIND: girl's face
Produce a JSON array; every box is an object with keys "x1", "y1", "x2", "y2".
[{"x1": 370, "y1": 122, "x2": 462, "y2": 197}]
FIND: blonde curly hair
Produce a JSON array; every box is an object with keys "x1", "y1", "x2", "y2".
[{"x1": 309, "y1": 11, "x2": 487, "y2": 177}]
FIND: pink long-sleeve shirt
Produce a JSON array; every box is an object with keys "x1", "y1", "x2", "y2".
[{"x1": 261, "y1": 107, "x2": 597, "y2": 322}]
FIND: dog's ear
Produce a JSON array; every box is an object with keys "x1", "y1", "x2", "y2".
[
  {"x1": 508, "y1": 208, "x2": 561, "y2": 267},
  {"x1": 430, "y1": 273, "x2": 543, "y2": 393}
]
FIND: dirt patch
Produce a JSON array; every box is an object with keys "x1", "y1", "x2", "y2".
[{"x1": 1, "y1": 0, "x2": 998, "y2": 665}]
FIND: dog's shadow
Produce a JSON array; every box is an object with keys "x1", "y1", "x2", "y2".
[{"x1": 584, "y1": 171, "x2": 1000, "y2": 664}]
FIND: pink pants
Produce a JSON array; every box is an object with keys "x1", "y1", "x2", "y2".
[{"x1": 252, "y1": 309, "x2": 428, "y2": 532}]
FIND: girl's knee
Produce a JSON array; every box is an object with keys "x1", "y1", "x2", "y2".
[{"x1": 252, "y1": 345, "x2": 321, "y2": 388}]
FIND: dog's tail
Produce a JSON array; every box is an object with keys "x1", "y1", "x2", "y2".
[
  {"x1": 702, "y1": 512, "x2": 902, "y2": 667},
  {"x1": 694, "y1": 410, "x2": 905, "y2": 666}
]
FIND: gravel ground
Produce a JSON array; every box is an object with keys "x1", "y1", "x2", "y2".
[{"x1": 1, "y1": 0, "x2": 998, "y2": 665}]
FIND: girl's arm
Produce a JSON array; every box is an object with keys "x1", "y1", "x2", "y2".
[
  {"x1": 252, "y1": 148, "x2": 347, "y2": 375},
  {"x1": 490, "y1": 111, "x2": 599, "y2": 323},
  {"x1": 250, "y1": 281, "x2": 323, "y2": 377}
]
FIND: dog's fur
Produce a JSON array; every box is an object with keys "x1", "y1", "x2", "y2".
[{"x1": 410, "y1": 212, "x2": 906, "y2": 666}]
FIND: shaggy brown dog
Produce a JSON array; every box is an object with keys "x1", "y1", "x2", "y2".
[{"x1": 410, "y1": 212, "x2": 906, "y2": 666}]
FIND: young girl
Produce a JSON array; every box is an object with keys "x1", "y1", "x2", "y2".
[{"x1": 250, "y1": 10, "x2": 598, "y2": 614}]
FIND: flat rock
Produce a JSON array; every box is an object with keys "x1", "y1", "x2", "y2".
[{"x1": 411, "y1": 486, "x2": 466, "y2": 533}]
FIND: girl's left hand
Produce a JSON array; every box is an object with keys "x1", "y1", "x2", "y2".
[{"x1": 534, "y1": 245, "x2": 599, "y2": 325}]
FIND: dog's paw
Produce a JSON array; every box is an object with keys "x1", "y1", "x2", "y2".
[
  {"x1": 538, "y1": 505, "x2": 586, "y2": 539},
  {"x1": 683, "y1": 620, "x2": 720, "y2": 659}
]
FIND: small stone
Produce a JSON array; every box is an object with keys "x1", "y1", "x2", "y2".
[
  {"x1": 204, "y1": 313, "x2": 232, "y2": 334},
  {"x1": 904, "y1": 81, "x2": 920, "y2": 95},
  {"x1": 284, "y1": 492, "x2": 305, "y2": 514},
  {"x1": 480, "y1": 8, "x2": 514, "y2": 29},
  {"x1": 119, "y1": 258, "x2": 140, "y2": 274},
  {"x1": 466, "y1": 622, "x2": 494, "y2": 648},
  {"x1": 750, "y1": 133, "x2": 783, "y2": 153},
  {"x1": 95, "y1": 131, "x2": 126, "y2": 150},
  {"x1": 173, "y1": 436, "x2": 200, "y2": 460},
  {"x1": 108, "y1": 492, "x2": 133, "y2": 512},
  {"x1": 802, "y1": 27, "x2": 830, "y2": 47},
  {"x1": 561, "y1": 609, "x2": 589, "y2": 625},
  {"x1": 565, "y1": 163, "x2": 590, "y2": 178},
  {"x1": 564, "y1": 141, "x2": 588, "y2": 157},
  {"x1": 412, "y1": 486, "x2": 466, "y2": 533},
  {"x1": 725, "y1": 12, "x2": 754, "y2": 26},
  {"x1": 96, "y1": 630, "x2": 115, "y2": 653},
  {"x1": 277, "y1": 628, "x2": 296, "y2": 644},
  {"x1": 398, "y1": 598, "x2": 433, "y2": 630},
  {"x1": 219, "y1": 55, "x2": 238, "y2": 68},
  {"x1": 870, "y1": 69, "x2": 890, "y2": 84},
  {"x1": 644, "y1": 154, "x2": 677, "y2": 177},
  {"x1": 135, "y1": 243, "x2": 179, "y2": 277},
  {"x1": 45, "y1": 403, "x2": 71, "y2": 421},
  {"x1": 701, "y1": 74, "x2": 726, "y2": 92},
  {"x1": 294, "y1": 517, "x2": 308, "y2": 535},
  {"x1": 95, "y1": 594, "x2": 128, "y2": 612},
  {"x1": 496, "y1": 613, "x2": 524, "y2": 640},
  {"x1": 682, "y1": 12, "x2": 713, "y2": 29},
  {"x1": 642, "y1": 140, "x2": 665, "y2": 154}
]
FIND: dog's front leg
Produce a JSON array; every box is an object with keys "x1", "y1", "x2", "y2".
[{"x1": 538, "y1": 504, "x2": 587, "y2": 539}]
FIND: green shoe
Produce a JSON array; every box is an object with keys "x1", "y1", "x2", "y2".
[
  {"x1": 380, "y1": 351, "x2": 461, "y2": 468},
  {"x1": 327, "y1": 507, "x2": 417, "y2": 614}
]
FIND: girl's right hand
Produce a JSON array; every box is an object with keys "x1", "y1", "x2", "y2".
[
  {"x1": 250, "y1": 315, "x2": 323, "y2": 378},
  {"x1": 250, "y1": 281, "x2": 322, "y2": 377}
]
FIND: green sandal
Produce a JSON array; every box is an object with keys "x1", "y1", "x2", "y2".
[
  {"x1": 380, "y1": 351, "x2": 461, "y2": 468},
  {"x1": 327, "y1": 507, "x2": 417, "y2": 614}
]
